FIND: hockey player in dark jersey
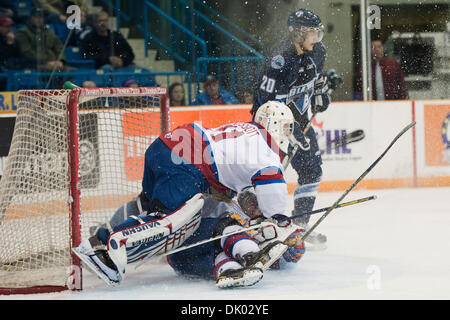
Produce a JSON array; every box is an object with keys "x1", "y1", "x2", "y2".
[{"x1": 251, "y1": 8, "x2": 331, "y2": 244}]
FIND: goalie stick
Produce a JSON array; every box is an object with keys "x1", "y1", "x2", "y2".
[{"x1": 134, "y1": 195, "x2": 376, "y2": 269}]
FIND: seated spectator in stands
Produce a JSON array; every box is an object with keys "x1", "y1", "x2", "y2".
[
  {"x1": 123, "y1": 79, "x2": 139, "y2": 88},
  {"x1": 354, "y1": 38, "x2": 408, "y2": 100},
  {"x1": 82, "y1": 80, "x2": 96, "y2": 88},
  {"x1": 193, "y1": 75, "x2": 240, "y2": 105},
  {"x1": 169, "y1": 82, "x2": 186, "y2": 106},
  {"x1": 67, "y1": 9, "x2": 92, "y2": 47},
  {"x1": 36, "y1": 0, "x2": 88, "y2": 25},
  {"x1": 0, "y1": 1, "x2": 15, "y2": 20},
  {"x1": 16, "y1": 8, "x2": 72, "y2": 72},
  {"x1": 0, "y1": 17, "x2": 31, "y2": 70},
  {"x1": 235, "y1": 87, "x2": 255, "y2": 104},
  {"x1": 81, "y1": 11, "x2": 135, "y2": 71}
]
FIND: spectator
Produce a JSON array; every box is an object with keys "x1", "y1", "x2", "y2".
[
  {"x1": 16, "y1": 8, "x2": 73, "y2": 72},
  {"x1": 354, "y1": 39, "x2": 409, "y2": 100},
  {"x1": 67, "y1": 9, "x2": 92, "y2": 47},
  {"x1": 169, "y1": 82, "x2": 186, "y2": 106},
  {"x1": 82, "y1": 80, "x2": 96, "y2": 88},
  {"x1": 0, "y1": 17, "x2": 31, "y2": 70},
  {"x1": 123, "y1": 79, "x2": 139, "y2": 87},
  {"x1": 81, "y1": 11, "x2": 135, "y2": 70},
  {"x1": 235, "y1": 87, "x2": 255, "y2": 104},
  {"x1": 35, "y1": 0, "x2": 88, "y2": 24},
  {"x1": 193, "y1": 75, "x2": 240, "y2": 105},
  {"x1": 0, "y1": 1, "x2": 15, "y2": 20}
]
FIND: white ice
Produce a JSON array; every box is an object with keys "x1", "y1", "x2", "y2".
[{"x1": 2, "y1": 187, "x2": 450, "y2": 300}]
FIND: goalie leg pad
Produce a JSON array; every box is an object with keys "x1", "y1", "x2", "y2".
[{"x1": 105, "y1": 193, "x2": 204, "y2": 276}]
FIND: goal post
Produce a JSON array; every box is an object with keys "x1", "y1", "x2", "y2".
[{"x1": 0, "y1": 87, "x2": 169, "y2": 295}]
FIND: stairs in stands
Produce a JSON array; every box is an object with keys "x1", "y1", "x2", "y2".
[{"x1": 86, "y1": 0, "x2": 195, "y2": 99}]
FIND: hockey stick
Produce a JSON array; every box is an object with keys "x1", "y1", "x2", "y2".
[
  {"x1": 318, "y1": 129, "x2": 365, "y2": 152},
  {"x1": 137, "y1": 122, "x2": 413, "y2": 270},
  {"x1": 280, "y1": 195, "x2": 375, "y2": 222},
  {"x1": 300, "y1": 121, "x2": 416, "y2": 243},
  {"x1": 134, "y1": 194, "x2": 375, "y2": 269}
]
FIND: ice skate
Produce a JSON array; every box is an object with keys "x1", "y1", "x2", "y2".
[
  {"x1": 72, "y1": 236, "x2": 122, "y2": 287},
  {"x1": 216, "y1": 267, "x2": 263, "y2": 288}
]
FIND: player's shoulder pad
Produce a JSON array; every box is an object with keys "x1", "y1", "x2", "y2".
[{"x1": 267, "y1": 40, "x2": 291, "y2": 70}]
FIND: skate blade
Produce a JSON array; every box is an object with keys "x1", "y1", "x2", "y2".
[
  {"x1": 216, "y1": 269, "x2": 263, "y2": 289},
  {"x1": 72, "y1": 248, "x2": 121, "y2": 287}
]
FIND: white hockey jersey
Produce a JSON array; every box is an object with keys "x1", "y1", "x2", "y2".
[{"x1": 160, "y1": 122, "x2": 287, "y2": 218}]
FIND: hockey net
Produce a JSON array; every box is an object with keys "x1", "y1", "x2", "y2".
[{"x1": 0, "y1": 87, "x2": 169, "y2": 294}]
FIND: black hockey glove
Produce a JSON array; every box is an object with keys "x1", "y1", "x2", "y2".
[
  {"x1": 290, "y1": 122, "x2": 310, "y2": 151},
  {"x1": 326, "y1": 68, "x2": 343, "y2": 93},
  {"x1": 311, "y1": 73, "x2": 331, "y2": 113}
]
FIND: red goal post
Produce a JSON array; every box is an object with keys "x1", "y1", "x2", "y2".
[{"x1": 0, "y1": 87, "x2": 169, "y2": 295}]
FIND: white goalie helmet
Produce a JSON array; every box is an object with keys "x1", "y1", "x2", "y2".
[{"x1": 254, "y1": 101, "x2": 294, "y2": 153}]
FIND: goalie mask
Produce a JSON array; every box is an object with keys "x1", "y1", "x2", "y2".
[{"x1": 254, "y1": 101, "x2": 294, "y2": 153}]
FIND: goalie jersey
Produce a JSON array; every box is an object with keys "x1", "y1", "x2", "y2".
[
  {"x1": 251, "y1": 41, "x2": 326, "y2": 128},
  {"x1": 160, "y1": 122, "x2": 287, "y2": 218}
]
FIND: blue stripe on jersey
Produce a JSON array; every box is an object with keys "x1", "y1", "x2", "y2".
[{"x1": 251, "y1": 166, "x2": 285, "y2": 187}]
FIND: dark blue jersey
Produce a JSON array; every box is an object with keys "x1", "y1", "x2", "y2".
[{"x1": 252, "y1": 41, "x2": 327, "y2": 129}]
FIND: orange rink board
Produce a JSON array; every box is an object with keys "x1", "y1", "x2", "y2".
[
  {"x1": 424, "y1": 104, "x2": 450, "y2": 166},
  {"x1": 3, "y1": 101, "x2": 450, "y2": 220},
  {"x1": 169, "y1": 105, "x2": 253, "y2": 129},
  {"x1": 169, "y1": 103, "x2": 450, "y2": 192}
]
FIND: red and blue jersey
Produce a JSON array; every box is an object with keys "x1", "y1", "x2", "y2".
[{"x1": 160, "y1": 122, "x2": 288, "y2": 218}]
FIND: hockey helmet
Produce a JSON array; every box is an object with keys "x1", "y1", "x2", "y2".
[
  {"x1": 288, "y1": 9, "x2": 324, "y2": 43},
  {"x1": 254, "y1": 101, "x2": 294, "y2": 153}
]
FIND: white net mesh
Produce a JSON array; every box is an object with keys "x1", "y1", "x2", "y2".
[{"x1": 0, "y1": 88, "x2": 167, "y2": 293}]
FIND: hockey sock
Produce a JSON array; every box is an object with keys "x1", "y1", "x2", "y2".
[
  {"x1": 293, "y1": 194, "x2": 317, "y2": 225},
  {"x1": 220, "y1": 225, "x2": 260, "y2": 259},
  {"x1": 213, "y1": 252, "x2": 243, "y2": 279}
]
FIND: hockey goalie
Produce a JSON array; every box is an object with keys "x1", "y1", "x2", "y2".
[{"x1": 73, "y1": 101, "x2": 303, "y2": 288}]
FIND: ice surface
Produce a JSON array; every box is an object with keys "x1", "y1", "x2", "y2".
[{"x1": 2, "y1": 187, "x2": 450, "y2": 300}]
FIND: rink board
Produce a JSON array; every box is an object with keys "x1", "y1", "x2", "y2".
[
  {"x1": 1, "y1": 94, "x2": 450, "y2": 193},
  {"x1": 169, "y1": 100, "x2": 450, "y2": 192}
]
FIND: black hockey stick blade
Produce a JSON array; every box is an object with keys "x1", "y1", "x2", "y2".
[
  {"x1": 346, "y1": 129, "x2": 365, "y2": 144},
  {"x1": 301, "y1": 121, "x2": 416, "y2": 243},
  {"x1": 320, "y1": 129, "x2": 365, "y2": 151}
]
